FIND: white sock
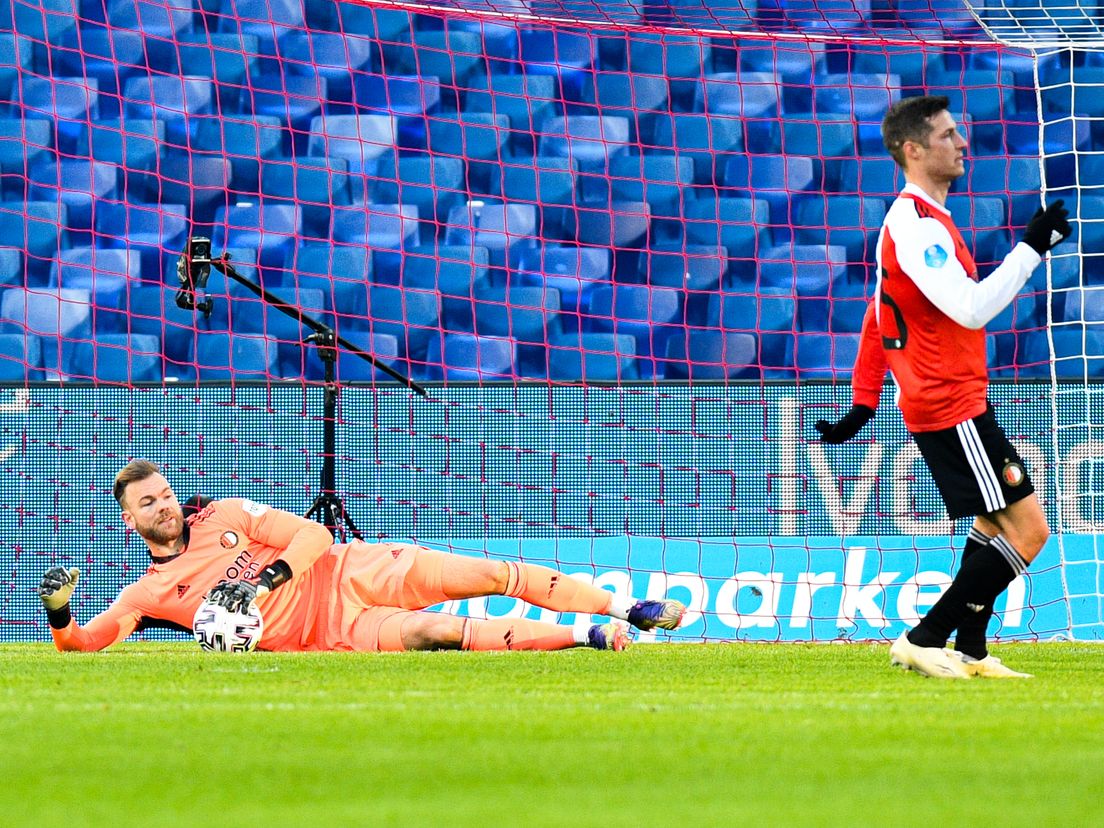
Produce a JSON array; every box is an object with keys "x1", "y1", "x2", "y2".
[{"x1": 607, "y1": 594, "x2": 634, "y2": 620}]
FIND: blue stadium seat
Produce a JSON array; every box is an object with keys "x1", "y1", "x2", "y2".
[
  {"x1": 663, "y1": 330, "x2": 758, "y2": 380},
  {"x1": 0, "y1": 118, "x2": 54, "y2": 199},
  {"x1": 193, "y1": 331, "x2": 278, "y2": 381},
  {"x1": 72, "y1": 118, "x2": 163, "y2": 198},
  {"x1": 123, "y1": 75, "x2": 214, "y2": 146},
  {"x1": 235, "y1": 285, "x2": 332, "y2": 380},
  {"x1": 1058, "y1": 288, "x2": 1104, "y2": 325},
  {"x1": 587, "y1": 284, "x2": 681, "y2": 367},
  {"x1": 959, "y1": 155, "x2": 1041, "y2": 226},
  {"x1": 461, "y1": 74, "x2": 558, "y2": 157},
  {"x1": 642, "y1": 244, "x2": 727, "y2": 294},
  {"x1": 50, "y1": 247, "x2": 138, "y2": 305},
  {"x1": 332, "y1": 203, "x2": 420, "y2": 281},
  {"x1": 684, "y1": 196, "x2": 770, "y2": 257},
  {"x1": 0, "y1": 332, "x2": 44, "y2": 381},
  {"x1": 307, "y1": 114, "x2": 398, "y2": 174},
  {"x1": 98, "y1": 0, "x2": 193, "y2": 37},
  {"x1": 401, "y1": 244, "x2": 490, "y2": 297},
  {"x1": 573, "y1": 201, "x2": 651, "y2": 253},
  {"x1": 514, "y1": 244, "x2": 611, "y2": 313},
  {"x1": 625, "y1": 31, "x2": 711, "y2": 80},
  {"x1": 834, "y1": 157, "x2": 902, "y2": 198},
  {"x1": 213, "y1": 0, "x2": 304, "y2": 57},
  {"x1": 520, "y1": 27, "x2": 596, "y2": 97},
  {"x1": 155, "y1": 32, "x2": 259, "y2": 106},
  {"x1": 279, "y1": 29, "x2": 375, "y2": 106},
  {"x1": 92, "y1": 201, "x2": 186, "y2": 282},
  {"x1": 0, "y1": 247, "x2": 22, "y2": 288},
  {"x1": 286, "y1": 243, "x2": 372, "y2": 328},
  {"x1": 648, "y1": 0, "x2": 755, "y2": 31},
  {"x1": 3, "y1": 0, "x2": 78, "y2": 44},
  {"x1": 244, "y1": 74, "x2": 327, "y2": 151},
  {"x1": 735, "y1": 36, "x2": 824, "y2": 79},
  {"x1": 259, "y1": 155, "x2": 354, "y2": 240},
  {"x1": 445, "y1": 203, "x2": 538, "y2": 269},
  {"x1": 119, "y1": 282, "x2": 196, "y2": 368},
  {"x1": 583, "y1": 71, "x2": 669, "y2": 143},
  {"x1": 694, "y1": 72, "x2": 780, "y2": 120},
  {"x1": 1023, "y1": 327, "x2": 1104, "y2": 379},
  {"x1": 424, "y1": 333, "x2": 517, "y2": 382},
  {"x1": 351, "y1": 73, "x2": 442, "y2": 118},
  {"x1": 724, "y1": 153, "x2": 820, "y2": 233},
  {"x1": 468, "y1": 284, "x2": 561, "y2": 342},
  {"x1": 0, "y1": 201, "x2": 68, "y2": 284},
  {"x1": 946, "y1": 194, "x2": 1010, "y2": 266},
  {"x1": 651, "y1": 113, "x2": 743, "y2": 185},
  {"x1": 547, "y1": 332, "x2": 638, "y2": 382},
  {"x1": 0, "y1": 33, "x2": 34, "y2": 101},
  {"x1": 493, "y1": 156, "x2": 577, "y2": 239},
  {"x1": 849, "y1": 37, "x2": 938, "y2": 90},
  {"x1": 0, "y1": 286, "x2": 92, "y2": 375},
  {"x1": 156, "y1": 154, "x2": 234, "y2": 226},
  {"x1": 426, "y1": 112, "x2": 510, "y2": 192},
  {"x1": 194, "y1": 115, "x2": 285, "y2": 196},
  {"x1": 609, "y1": 155, "x2": 694, "y2": 223},
  {"x1": 776, "y1": 115, "x2": 855, "y2": 161},
  {"x1": 60, "y1": 332, "x2": 163, "y2": 383},
  {"x1": 213, "y1": 203, "x2": 301, "y2": 270},
  {"x1": 18, "y1": 76, "x2": 100, "y2": 154},
  {"x1": 794, "y1": 195, "x2": 886, "y2": 264},
  {"x1": 813, "y1": 73, "x2": 900, "y2": 121},
  {"x1": 55, "y1": 25, "x2": 146, "y2": 107},
  {"x1": 794, "y1": 332, "x2": 860, "y2": 379},
  {"x1": 365, "y1": 283, "x2": 440, "y2": 362},
  {"x1": 709, "y1": 285, "x2": 796, "y2": 375},
  {"x1": 407, "y1": 29, "x2": 487, "y2": 96},
  {"x1": 332, "y1": 331, "x2": 401, "y2": 384},
  {"x1": 28, "y1": 158, "x2": 118, "y2": 234},
  {"x1": 372, "y1": 155, "x2": 466, "y2": 226},
  {"x1": 538, "y1": 116, "x2": 630, "y2": 169}
]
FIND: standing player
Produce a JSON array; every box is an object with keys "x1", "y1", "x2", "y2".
[
  {"x1": 815, "y1": 95, "x2": 1071, "y2": 678},
  {"x1": 39, "y1": 459, "x2": 685, "y2": 653}
]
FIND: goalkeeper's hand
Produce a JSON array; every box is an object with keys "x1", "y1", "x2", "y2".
[
  {"x1": 39, "y1": 567, "x2": 80, "y2": 611},
  {"x1": 814, "y1": 404, "x2": 875, "y2": 444},
  {"x1": 1022, "y1": 199, "x2": 1072, "y2": 255},
  {"x1": 205, "y1": 580, "x2": 263, "y2": 613}
]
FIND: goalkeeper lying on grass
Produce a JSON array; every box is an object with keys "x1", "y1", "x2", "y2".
[{"x1": 39, "y1": 459, "x2": 685, "y2": 653}]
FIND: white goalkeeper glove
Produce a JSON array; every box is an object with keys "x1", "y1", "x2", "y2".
[{"x1": 39, "y1": 566, "x2": 80, "y2": 611}]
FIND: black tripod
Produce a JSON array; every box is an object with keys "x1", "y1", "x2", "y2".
[{"x1": 175, "y1": 236, "x2": 427, "y2": 541}]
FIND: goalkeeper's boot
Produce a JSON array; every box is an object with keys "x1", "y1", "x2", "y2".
[
  {"x1": 890, "y1": 632, "x2": 971, "y2": 679},
  {"x1": 587, "y1": 622, "x2": 630, "y2": 652},
  {"x1": 627, "y1": 599, "x2": 686, "y2": 631},
  {"x1": 956, "y1": 653, "x2": 1034, "y2": 679}
]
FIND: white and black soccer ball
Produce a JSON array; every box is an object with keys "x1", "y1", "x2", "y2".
[{"x1": 192, "y1": 599, "x2": 264, "y2": 653}]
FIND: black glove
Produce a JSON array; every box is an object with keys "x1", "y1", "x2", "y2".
[
  {"x1": 815, "y1": 405, "x2": 875, "y2": 444},
  {"x1": 1022, "y1": 199, "x2": 1072, "y2": 255},
  {"x1": 205, "y1": 580, "x2": 258, "y2": 613}
]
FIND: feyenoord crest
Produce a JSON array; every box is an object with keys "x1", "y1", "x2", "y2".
[
  {"x1": 219, "y1": 531, "x2": 239, "y2": 548},
  {"x1": 1003, "y1": 461, "x2": 1025, "y2": 487}
]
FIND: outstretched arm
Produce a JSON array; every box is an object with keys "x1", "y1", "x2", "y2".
[
  {"x1": 815, "y1": 301, "x2": 887, "y2": 444},
  {"x1": 40, "y1": 568, "x2": 143, "y2": 652}
]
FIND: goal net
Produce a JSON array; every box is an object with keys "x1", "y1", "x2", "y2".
[{"x1": 0, "y1": 0, "x2": 1100, "y2": 643}]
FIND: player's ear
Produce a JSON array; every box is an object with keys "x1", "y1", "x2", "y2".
[{"x1": 120, "y1": 509, "x2": 136, "y2": 531}]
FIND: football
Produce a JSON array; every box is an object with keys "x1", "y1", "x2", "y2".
[{"x1": 192, "y1": 599, "x2": 264, "y2": 653}]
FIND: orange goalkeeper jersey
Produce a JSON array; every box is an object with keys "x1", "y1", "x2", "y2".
[{"x1": 50, "y1": 498, "x2": 337, "y2": 652}]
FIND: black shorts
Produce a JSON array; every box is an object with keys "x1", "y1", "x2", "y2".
[{"x1": 912, "y1": 407, "x2": 1035, "y2": 520}]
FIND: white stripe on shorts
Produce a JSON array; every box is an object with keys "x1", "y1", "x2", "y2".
[{"x1": 956, "y1": 418, "x2": 1006, "y2": 513}]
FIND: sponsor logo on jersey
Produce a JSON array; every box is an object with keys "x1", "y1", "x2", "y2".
[
  {"x1": 241, "y1": 499, "x2": 268, "y2": 517},
  {"x1": 923, "y1": 244, "x2": 948, "y2": 268},
  {"x1": 177, "y1": 584, "x2": 190, "y2": 598},
  {"x1": 219, "y1": 531, "x2": 239, "y2": 549},
  {"x1": 1003, "y1": 461, "x2": 1026, "y2": 487}
]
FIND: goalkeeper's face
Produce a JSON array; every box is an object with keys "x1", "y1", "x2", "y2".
[{"x1": 120, "y1": 473, "x2": 185, "y2": 546}]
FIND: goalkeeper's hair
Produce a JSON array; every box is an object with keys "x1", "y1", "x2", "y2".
[
  {"x1": 882, "y1": 94, "x2": 952, "y2": 168},
  {"x1": 113, "y1": 459, "x2": 162, "y2": 506}
]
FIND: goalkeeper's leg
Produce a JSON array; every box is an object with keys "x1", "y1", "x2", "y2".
[{"x1": 373, "y1": 611, "x2": 627, "y2": 651}]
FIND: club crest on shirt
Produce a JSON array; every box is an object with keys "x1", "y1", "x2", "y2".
[
  {"x1": 924, "y1": 244, "x2": 948, "y2": 268},
  {"x1": 1003, "y1": 461, "x2": 1026, "y2": 487},
  {"x1": 219, "y1": 531, "x2": 239, "y2": 548}
]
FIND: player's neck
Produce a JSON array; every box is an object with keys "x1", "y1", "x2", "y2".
[
  {"x1": 146, "y1": 533, "x2": 186, "y2": 562},
  {"x1": 905, "y1": 172, "x2": 951, "y2": 207}
]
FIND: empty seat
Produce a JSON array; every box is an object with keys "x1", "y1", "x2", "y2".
[
  {"x1": 573, "y1": 201, "x2": 651, "y2": 251},
  {"x1": 193, "y1": 331, "x2": 278, "y2": 381},
  {"x1": 213, "y1": 203, "x2": 301, "y2": 270},
  {"x1": 694, "y1": 72, "x2": 780, "y2": 119},
  {"x1": 50, "y1": 247, "x2": 138, "y2": 304},
  {"x1": 259, "y1": 155, "x2": 354, "y2": 239},
  {"x1": 372, "y1": 155, "x2": 466, "y2": 226},
  {"x1": 351, "y1": 73, "x2": 442, "y2": 118},
  {"x1": 547, "y1": 332, "x2": 638, "y2": 382},
  {"x1": 280, "y1": 29, "x2": 375, "y2": 105},
  {"x1": 467, "y1": 285, "x2": 562, "y2": 375},
  {"x1": 332, "y1": 203, "x2": 420, "y2": 281},
  {"x1": 214, "y1": 0, "x2": 305, "y2": 52},
  {"x1": 55, "y1": 25, "x2": 147, "y2": 104},
  {"x1": 795, "y1": 332, "x2": 861, "y2": 378},
  {"x1": 156, "y1": 154, "x2": 234, "y2": 226},
  {"x1": 520, "y1": 27, "x2": 595, "y2": 96},
  {"x1": 651, "y1": 112, "x2": 744, "y2": 185},
  {"x1": 99, "y1": 0, "x2": 193, "y2": 37},
  {"x1": 813, "y1": 73, "x2": 900, "y2": 121},
  {"x1": 538, "y1": 116, "x2": 630, "y2": 169},
  {"x1": 684, "y1": 197, "x2": 770, "y2": 257},
  {"x1": 0, "y1": 332, "x2": 44, "y2": 381},
  {"x1": 424, "y1": 333, "x2": 517, "y2": 381},
  {"x1": 244, "y1": 74, "x2": 327, "y2": 149},
  {"x1": 72, "y1": 118, "x2": 163, "y2": 200},
  {"x1": 514, "y1": 244, "x2": 611, "y2": 313},
  {"x1": 161, "y1": 32, "x2": 260, "y2": 104},
  {"x1": 307, "y1": 114, "x2": 398, "y2": 173},
  {"x1": 333, "y1": 331, "x2": 401, "y2": 383},
  {"x1": 28, "y1": 158, "x2": 118, "y2": 233},
  {"x1": 625, "y1": 31, "x2": 711, "y2": 80},
  {"x1": 0, "y1": 286, "x2": 93, "y2": 375},
  {"x1": 962, "y1": 155, "x2": 1042, "y2": 226},
  {"x1": 609, "y1": 155, "x2": 694, "y2": 221},
  {"x1": 444, "y1": 203, "x2": 537, "y2": 269},
  {"x1": 946, "y1": 194, "x2": 1010, "y2": 265},
  {"x1": 93, "y1": 201, "x2": 188, "y2": 281},
  {"x1": 492, "y1": 155, "x2": 577, "y2": 238},
  {"x1": 286, "y1": 242, "x2": 372, "y2": 322},
  {"x1": 835, "y1": 157, "x2": 902, "y2": 198},
  {"x1": 0, "y1": 247, "x2": 22, "y2": 288},
  {"x1": 0, "y1": 201, "x2": 68, "y2": 283},
  {"x1": 0, "y1": 33, "x2": 34, "y2": 101},
  {"x1": 724, "y1": 153, "x2": 820, "y2": 231},
  {"x1": 586, "y1": 283, "x2": 681, "y2": 362},
  {"x1": 585, "y1": 71, "x2": 670, "y2": 143},
  {"x1": 194, "y1": 115, "x2": 286, "y2": 195},
  {"x1": 365, "y1": 283, "x2": 439, "y2": 364},
  {"x1": 60, "y1": 332, "x2": 163, "y2": 383},
  {"x1": 0, "y1": 118, "x2": 54, "y2": 199},
  {"x1": 794, "y1": 195, "x2": 887, "y2": 263},
  {"x1": 123, "y1": 76, "x2": 214, "y2": 146},
  {"x1": 401, "y1": 244, "x2": 490, "y2": 296},
  {"x1": 18, "y1": 76, "x2": 100, "y2": 154},
  {"x1": 406, "y1": 29, "x2": 487, "y2": 91},
  {"x1": 663, "y1": 330, "x2": 758, "y2": 380}
]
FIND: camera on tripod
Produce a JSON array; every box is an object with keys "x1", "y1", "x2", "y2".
[{"x1": 175, "y1": 235, "x2": 214, "y2": 317}]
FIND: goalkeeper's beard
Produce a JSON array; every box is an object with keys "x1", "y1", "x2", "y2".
[{"x1": 135, "y1": 507, "x2": 185, "y2": 546}]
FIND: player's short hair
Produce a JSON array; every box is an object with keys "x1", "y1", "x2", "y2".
[
  {"x1": 113, "y1": 459, "x2": 162, "y2": 506},
  {"x1": 882, "y1": 95, "x2": 952, "y2": 168}
]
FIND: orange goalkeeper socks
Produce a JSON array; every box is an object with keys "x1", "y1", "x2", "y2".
[
  {"x1": 461, "y1": 617, "x2": 580, "y2": 651},
  {"x1": 501, "y1": 561, "x2": 613, "y2": 615}
]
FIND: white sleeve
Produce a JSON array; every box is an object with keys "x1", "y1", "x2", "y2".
[{"x1": 897, "y1": 217, "x2": 1043, "y2": 330}]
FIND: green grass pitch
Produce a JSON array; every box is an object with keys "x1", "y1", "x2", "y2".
[{"x1": 2, "y1": 642, "x2": 1102, "y2": 827}]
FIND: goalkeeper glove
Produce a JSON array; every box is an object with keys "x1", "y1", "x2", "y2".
[
  {"x1": 39, "y1": 566, "x2": 80, "y2": 611},
  {"x1": 815, "y1": 404, "x2": 875, "y2": 444},
  {"x1": 205, "y1": 580, "x2": 260, "y2": 613},
  {"x1": 1022, "y1": 200, "x2": 1072, "y2": 255}
]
